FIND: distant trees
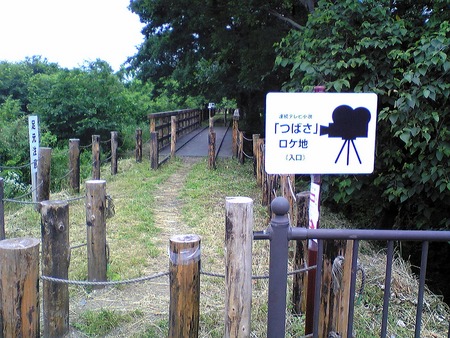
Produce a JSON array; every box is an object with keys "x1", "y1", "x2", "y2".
[
  {"x1": 275, "y1": 0, "x2": 450, "y2": 229},
  {"x1": 28, "y1": 60, "x2": 129, "y2": 143},
  {"x1": 0, "y1": 57, "x2": 204, "y2": 194}
]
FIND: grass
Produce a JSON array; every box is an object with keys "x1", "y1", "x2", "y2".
[
  {"x1": 72, "y1": 308, "x2": 144, "y2": 336},
  {"x1": 3, "y1": 155, "x2": 450, "y2": 337}
]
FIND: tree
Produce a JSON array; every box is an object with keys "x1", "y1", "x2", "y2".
[
  {"x1": 275, "y1": 0, "x2": 450, "y2": 229},
  {"x1": 28, "y1": 60, "x2": 132, "y2": 143},
  {"x1": 0, "y1": 57, "x2": 59, "y2": 113},
  {"x1": 128, "y1": 0, "x2": 311, "y2": 132}
]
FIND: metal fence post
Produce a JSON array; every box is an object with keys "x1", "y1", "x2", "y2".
[{"x1": 267, "y1": 196, "x2": 290, "y2": 337}]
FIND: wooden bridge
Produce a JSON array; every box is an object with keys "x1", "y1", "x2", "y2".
[
  {"x1": 159, "y1": 125, "x2": 233, "y2": 158},
  {"x1": 144, "y1": 108, "x2": 235, "y2": 167}
]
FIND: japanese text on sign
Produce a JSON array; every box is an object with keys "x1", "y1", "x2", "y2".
[{"x1": 28, "y1": 116, "x2": 40, "y2": 174}]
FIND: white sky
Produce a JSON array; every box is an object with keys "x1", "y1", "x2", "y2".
[{"x1": 0, "y1": 0, "x2": 145, "y2": 71}]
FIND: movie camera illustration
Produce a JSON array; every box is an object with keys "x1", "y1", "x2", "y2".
[{"x1": 319, "y1": 105, "x2": 371, "y2": 165}]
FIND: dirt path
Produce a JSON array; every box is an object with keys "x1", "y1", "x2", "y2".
[{"x1": 68, "y1": 157, "x2": 201, "y2": 337}]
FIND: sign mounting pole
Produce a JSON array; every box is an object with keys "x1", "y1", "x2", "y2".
[{"x1": 305, "y1": 85, "x2": 324, "y2": 334}]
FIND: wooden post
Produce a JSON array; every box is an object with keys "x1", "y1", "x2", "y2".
[
  {"x1": 111, "y1": 131, "x2": 118, "y2": 175},
  {"x1": 208, "y1": 131, "x2": 216, "y2": 170},
  {"x1": 238, "y1": 131, "x2": 244, "y2": 164},
  {"x1": 209, "y1": 117, "x2": 214, "y2": 131},
  {"x1": 252, "y1": 134, "x2": 260, "y2": 176},
  {"x1": 37, "y1": 147, "x2": 52, "y2": 203},
  {"x1": 171, "y1": 116, "x2": 177, "y2": 159},
  {"x1": 318, "y1": 240, "x2": 353, "y2": 337},
  {"x1": 333, "y1": 241, "x2": 354, "y2": 338},
  {"x1": 256, "y1": 138, "x2": 264, "y2": 186},
  {"x1": 305, "y1": 85, "x2": 325, "y2": 335},
  {"x1": 92, "y1": 135, "x2": 100, "y2": 180},
  {"x1": 149, "y1": 116, "x2": 156, "y2": 133},
  {"x1": 225, "y1": 197, "x2": 253, "y2": 337},
  {"x1": 232, "y1": 115, "x2": 239, "y2": 158},
  {"x1": 261, "y1": 143, "x2": 269, "y2": 206},
  {"x1": 135, "y1": 128, "x2": 143, "y2": 163},
  {"x1": 0, "y1": 178, "x2": 5, "y2": 240},
  {"x1": 169, "y1": 234, "x2": 201, "y2": 338},
  {"x1": 86, "y1": 180, "x2": 107, "y2": 288},
  {"x1": 292, "y1": 191, "x2": 310, "y2": 315},
  {"x1": 150, "y1": 131, "x2": 159, "y2": 170},
  {"x1": 69, "y1": 139, "x2": 80, "y2": 193},
  {"x1": 280, "y1": 175, "x2": 295, "y2": 225},
  {"x1": 0, "y1": 237, "x2": 40, "y2": 337},
  {"x1": 40, "y1": 200, "x2": 70, "y2": 337}
]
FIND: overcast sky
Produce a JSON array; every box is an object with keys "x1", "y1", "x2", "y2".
[{"x1": 0, "y1": 0, "x2": 144, "y2": 71}]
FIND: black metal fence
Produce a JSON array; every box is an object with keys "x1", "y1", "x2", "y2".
[{"x1": 254, "y1": 196, "x2": 450, "y2": 338}]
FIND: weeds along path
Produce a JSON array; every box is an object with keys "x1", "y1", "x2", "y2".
[{"x1": 68, "y1": 157, "x2": 201, "y2": 337}]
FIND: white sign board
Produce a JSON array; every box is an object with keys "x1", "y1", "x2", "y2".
[
  {"x1": 265, "y1": 93, "x2": 377, "y2": 174},
  {"x1": 28, "y1": 116, "x2": 40, "y2": 174},
  {"x1": 28, "y1": 116, "x2": 40, "y2": 202}
]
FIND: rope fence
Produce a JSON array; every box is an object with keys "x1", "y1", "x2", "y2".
[{"x1": 39, "y1": 264, "x2": 320, "y2": 286}]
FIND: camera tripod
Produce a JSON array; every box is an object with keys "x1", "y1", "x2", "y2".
[{"x1": 335, "y1": 139, "x2": 362, "y2": 165}]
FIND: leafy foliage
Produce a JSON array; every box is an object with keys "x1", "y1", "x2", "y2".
[
  {"x1": 0, "y1": 57, "x2": 60, "y2": 112},
  {"x1": 275, "y1": 0, "x2": 450, "y2": 229},
  {"x1": 129, "y1": 0, "x2": 310, "y2": 132},
  {"x1": 27, "y1": 60, "x2": 132, "y2": 144}
]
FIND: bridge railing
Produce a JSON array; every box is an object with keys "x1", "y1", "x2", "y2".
[{"x1": 148, "y1": 108, "x2": 206, "y2": 151}]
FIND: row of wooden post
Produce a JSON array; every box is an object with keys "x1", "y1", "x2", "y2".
[
  {"x1": 0, "y1": 133, "x2": 118, "y2": 243},
  {"x1": 0, "y1": 179, "x2": 107, "y2": 337},
  {"x1": 0, "y1": 194, "x2": 251, "y2": 337},
  {"x1": 233, "y1": 125, "x2": 356, "y2": 336}
]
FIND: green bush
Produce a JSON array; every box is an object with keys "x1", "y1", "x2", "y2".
[{"x1": 275, "y1": 0, "x2": 450, "y2": 229}]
